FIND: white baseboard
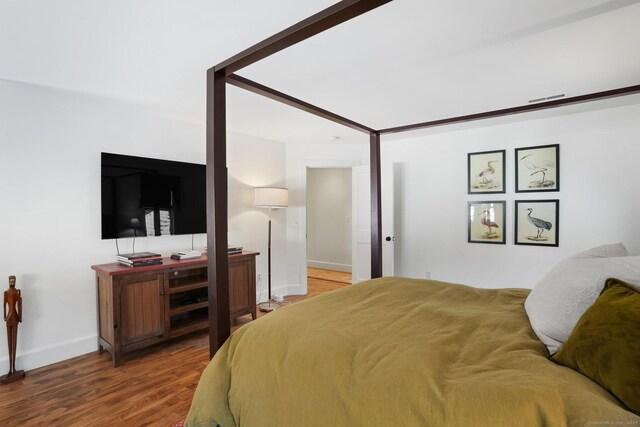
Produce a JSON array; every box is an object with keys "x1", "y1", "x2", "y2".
[
  {"x1": 256, "y1": 283, "x2": 305, "y2": 302},
  {"x1": 307, "y1": 260, "x2": 352, "y2": 273},
  {"x1": 0, "y1": 334, "x2": 97, "y2": 374},
  {"x1": 3, "y1": 285, "x2": 309, "y2": 373},
  {"x1": 283, "y1": 284, "x2": 306, "y2": 296},
  {"x1": 0, "y1": 281, "x2": 309, "y2": 373}
]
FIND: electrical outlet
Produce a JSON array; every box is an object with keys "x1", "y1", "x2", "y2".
[
  {"x1": 425, "y1": 271, "x2": 431, "y2": 279},
  {"x1": 257, "y1": 273, "x2": 262, "y2": 282}
]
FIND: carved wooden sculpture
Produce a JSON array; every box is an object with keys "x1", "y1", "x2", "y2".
[{"x1": 1, "y1": 275, "x2": 24, "y2": 384}]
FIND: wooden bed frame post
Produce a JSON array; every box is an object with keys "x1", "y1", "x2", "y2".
[
  {"x1": 206, "y1": 68, "x2": 231, "y2": 358},
  {"x1": 370, "y1": 132, "x2": 383, "y2": 278}
]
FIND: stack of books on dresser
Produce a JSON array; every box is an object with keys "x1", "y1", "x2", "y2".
[
  {"x1": 117, "y1": 252, "x2": 163, "y2": 267},
  {"x1": 228, "y1": 246, "x2": 243, "y2": 255}
]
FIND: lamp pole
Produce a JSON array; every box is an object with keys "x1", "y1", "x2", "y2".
[{"x1": 254, "y1": 187, "x2": 288, "y2": 312}]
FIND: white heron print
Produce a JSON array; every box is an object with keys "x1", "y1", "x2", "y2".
[
  {"x1": 516, "y1": 144, "x2": 559, "y2": 191},
  {"x1": 515, "y1": 200, "x2": 559, "y2": 246},
  {"x1": 468, "y1": 150, "x2": 505, "y2": 193}
]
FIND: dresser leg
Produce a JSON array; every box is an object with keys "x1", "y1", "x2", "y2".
[{"x1": 112, "y1": 350, "x2": 121, "y2": 368}]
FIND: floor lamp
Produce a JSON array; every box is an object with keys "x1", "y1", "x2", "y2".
[{"x1": 253, "y1": 187, "x2": 288, "y2": 312}]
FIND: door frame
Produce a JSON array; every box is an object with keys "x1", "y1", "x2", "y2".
[{"x1": 297, "y1": 159, "x2": 362, "y2": 295}]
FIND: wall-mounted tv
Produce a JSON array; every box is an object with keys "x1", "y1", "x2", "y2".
[{"x1": 101, "y1": 152, "x2": 206, "y2": 240}]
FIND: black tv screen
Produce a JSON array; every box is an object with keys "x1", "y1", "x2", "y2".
[{"x1": 101, "y1": 152, "x2": 206, "y2": 239}]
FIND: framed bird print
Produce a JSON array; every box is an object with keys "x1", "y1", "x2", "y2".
[
  {"x1": 515, "y1": 144, "x2": 559, "y2": 192},
  {"x1": 468, "y1": 201, "x2": 506, "y2": 244},
  {"x1": 468, "y1": 149, "x2": 505, "y2": 194},
  {"x1": 514, "y1": 200, "x2": 559, "y2": 247}
]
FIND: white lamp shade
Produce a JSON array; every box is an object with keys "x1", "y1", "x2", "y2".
[{"x1": 253, "y1": 187, "x2": 288, "y2": 208}]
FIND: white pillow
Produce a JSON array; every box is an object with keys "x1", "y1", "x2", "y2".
[
  {"x1": 525, "y1": 244, "x2": 639, "y2": 355},
  {"x1": 572, "y1": 242, "x2": 629, "y2": 258}
]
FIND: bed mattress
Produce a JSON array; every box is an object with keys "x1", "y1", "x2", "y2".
[{"x1": 185, "y1": 277, "x2": 639, "y2": 426}]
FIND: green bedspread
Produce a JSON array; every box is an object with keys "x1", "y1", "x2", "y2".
[{"x1": 185, "y1": 277, "x2": 639, "y2": 426}]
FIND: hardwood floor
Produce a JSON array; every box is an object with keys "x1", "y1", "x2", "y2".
[
  {"x1": 307, "y1": 267, "x2": 351, "y2": 284},
  {"x1": 0, "y1": 269, "x2": 350, "y2": 426}
]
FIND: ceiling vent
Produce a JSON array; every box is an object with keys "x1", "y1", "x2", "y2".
[{"x1": 528, "y1": 93, "x2": 566, "y2": 103}]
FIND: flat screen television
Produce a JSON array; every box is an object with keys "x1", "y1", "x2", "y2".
[{"x1": 101, "y1": 152, "x2": 206, "y2": 239}]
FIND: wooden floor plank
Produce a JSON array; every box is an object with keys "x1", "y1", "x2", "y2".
[
  {"x1": 307, "y1": 267, "x2": 352, "y2": 284},
  {"x1": 0, "y1": 270, "x2": 349, "y2": 426}
]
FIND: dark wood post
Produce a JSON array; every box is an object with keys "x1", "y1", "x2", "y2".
[
  {"x1": 206, "y1": 68, "x2": 230, "y2": 358},
  {"x1": 370, "y1": 132, "x2": 383, "y2": 278}
]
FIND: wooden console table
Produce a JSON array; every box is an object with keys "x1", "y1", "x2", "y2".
[{"x1": 91, "y1": 252, "x2": 258, "y2": 367}]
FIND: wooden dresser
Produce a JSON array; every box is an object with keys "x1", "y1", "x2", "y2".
[{"x1": 91, "y1": 252, "x2": 259, "y2": 367}]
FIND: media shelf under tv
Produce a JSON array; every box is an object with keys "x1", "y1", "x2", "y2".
[
  {"x1": 91, "y1": 252, "x2": 258, "y2": 367},
  {"x1": 170, "y1": 308, "x2": 209, "y2": 338}
]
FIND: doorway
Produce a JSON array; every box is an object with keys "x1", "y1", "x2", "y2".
[{"x1": 306, "y1": 167, "x2": 353, "y2": 286}]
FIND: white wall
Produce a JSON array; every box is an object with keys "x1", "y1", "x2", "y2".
[
  {"x1": 306, "y1": 168, "x2": 352, "y2": 272},
  {"x1": 0, "y1": 79, "x2": 286, "y2": 372},
  {"x1": 0, "y1": 79, "x2": 204, "y2": 373},
  {"x1": 285, "y1": 143, "x2": 368, "y2": 293},
  {"x1": 227, "y1": 133, "x2": 286, "y2": 302},
  {"x1": 13, "y1": 73, "x2": 637, "y2": 372},
  {"x1": 382, "y1": 98, "x2": 640, "y2": 289}
]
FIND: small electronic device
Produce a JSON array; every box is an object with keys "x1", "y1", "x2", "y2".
[{"x1": 171, "y1": 250, "x2": 202, "y2": 260}]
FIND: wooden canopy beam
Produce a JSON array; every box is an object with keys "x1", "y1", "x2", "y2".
[
  {"x1": 227, "y1": 74, "x2": 374, "y2": 134},
  {"x1": 378, "y1": 84, "x2": 640, "y2": 135},
  {"x1": 214, "y1": 0, "x2": 392, "y2": 76}
]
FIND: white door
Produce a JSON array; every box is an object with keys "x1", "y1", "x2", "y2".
[
  {"x1": 352, "y1": 164, "x2": 394, "y2": 283},
  {"x1": 381, "y1": 163, "x2": 395, "y2": 277}
]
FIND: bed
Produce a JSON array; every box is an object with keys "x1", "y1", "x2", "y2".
[{"x1": 184, "y1": 277, "x2": 639, "y2": 426}]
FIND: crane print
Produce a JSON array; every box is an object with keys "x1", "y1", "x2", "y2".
[
  {"x1": 515, "y1": 200, "x2": 559, "y2": 247},
  {"x1": 525, "y1": 208, "x2": 552, "y2": 241}
]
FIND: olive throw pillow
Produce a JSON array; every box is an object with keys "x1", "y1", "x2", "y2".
[{"x1": 552, "y1": 278, "x2": 640, "y2": 415}]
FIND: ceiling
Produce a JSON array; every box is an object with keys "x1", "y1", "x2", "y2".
[{"x1": 1, "y1": 0, "x2": 639, "y2": 144}]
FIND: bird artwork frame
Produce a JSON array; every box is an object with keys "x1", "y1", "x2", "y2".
[
  {"x1": 515, "y1": 144, "x2": 560, "y2": 192},
  {"x1": 468, "y1": 201, "x2": 506, "y2": 244},
  {"x1": 514, "y1": 199, "x2": 559, "y2": 247},
  {"x1": 467, "y1": 149, "x2": 506, "y2": 194}
]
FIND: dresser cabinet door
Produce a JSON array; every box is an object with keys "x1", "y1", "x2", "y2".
[
  {"x1": 229, "y1": 259, "x2": 252, "y2": 316},
  {"x1": 120, "y1": 274, "x2": 165, "y2": 346}
]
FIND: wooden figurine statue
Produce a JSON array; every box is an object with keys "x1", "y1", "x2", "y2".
[{"x1": 1, "y1": 275, "x2": 25, "y2": 383}]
